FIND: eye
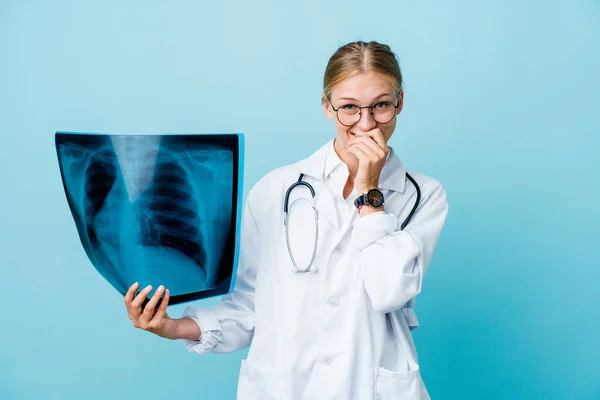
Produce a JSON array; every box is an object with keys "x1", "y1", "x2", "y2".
[
  {"x1": 374, "y1": 102, "x2": 391, "y2": 109},
  {"x1": 340, "y1": 104, "x2": 358, "y2": 111}
]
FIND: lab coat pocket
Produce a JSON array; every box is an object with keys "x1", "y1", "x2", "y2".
[
  {"x1": 374, "y1": 359, "x2": 425, "y2": 400},
  {"x1": 237, "y1": 359, "x2": 284, "y2": 400}
]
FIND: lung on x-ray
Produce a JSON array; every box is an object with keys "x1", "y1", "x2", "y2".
[{"x1": 55, "y1": 132, "x2": 244, "y2": 305}]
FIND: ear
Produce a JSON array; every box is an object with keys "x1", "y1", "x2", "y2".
[
  {"x1": 322, "y1": 93, "x2": 334, "y2": 119},
  {"x1": 396, "y1": 89, "x2": 404, "y2": 115}
]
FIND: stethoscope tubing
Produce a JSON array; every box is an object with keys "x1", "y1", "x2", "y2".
[{"x1": 283, "y1": 172, "x2": 420, "y2": 273}]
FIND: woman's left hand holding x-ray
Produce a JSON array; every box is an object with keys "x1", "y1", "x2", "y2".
[
  {"x1": 124, "y1": 282, "x2": 175, "y2": 339},
  {"x1": 124, "y1": 282, "x2": 203, "y2": 341}
]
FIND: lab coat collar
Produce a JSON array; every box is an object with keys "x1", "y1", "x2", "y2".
[
  {"x1": 294, "y1": 138, "x2": 407, "y2": 193},
  {"x1": 324, "y1": 140, "x2": 343, "y2": 179},
  {"x1": 379, "y1": 147, "x2": 407, "y2": 193},
  {"x1": 293, "y1": 139, "x2": 331, "y2": 181}
]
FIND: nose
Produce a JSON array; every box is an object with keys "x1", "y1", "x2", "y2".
[{"x1": 355, "y1": 108, "x2": 377, "y2": 131}]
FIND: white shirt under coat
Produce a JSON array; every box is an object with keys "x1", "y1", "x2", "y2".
[{"x1": 181, "y1": 139, "x2": 449, "y2": 400}]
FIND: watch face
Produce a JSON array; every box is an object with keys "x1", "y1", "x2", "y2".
[{"x1": 367, "y1": 189, "x2": 384, "y2": 207}]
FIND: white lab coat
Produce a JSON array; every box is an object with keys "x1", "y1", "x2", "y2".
[{"x1": 181, "y1": 139, "x2": 449, "y2": 400}]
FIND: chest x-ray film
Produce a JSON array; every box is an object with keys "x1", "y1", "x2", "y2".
[{"x1": 55, "y1": 132, "x2": 244, "y2": 305}]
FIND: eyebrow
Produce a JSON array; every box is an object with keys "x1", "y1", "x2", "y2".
[{"x1": 336, "y1": 93, "x2": 394, "y2": 102}]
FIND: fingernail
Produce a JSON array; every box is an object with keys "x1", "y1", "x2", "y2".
[
  {"x1": 158, "y1": 285, "x2": 164, "y2": 292},
  {"x1": 145, "y1": 285, "x2": 152, "y2": 291}
]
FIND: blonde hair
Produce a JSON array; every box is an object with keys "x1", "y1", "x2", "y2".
[{"x1": 322, "y1": 41, "x2": 403, "y2": 100}]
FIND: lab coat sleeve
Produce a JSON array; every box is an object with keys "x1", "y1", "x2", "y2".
[
  {"x1": 179, "y1": 187, "x2": 260, "y2": 354},
  {"x1": 350, "y1": 181, "x2": 449, "y2": 314}
]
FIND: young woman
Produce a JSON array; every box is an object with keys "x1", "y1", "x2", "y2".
[{"x1": 124, "y1": 40, "x2": 449, "y2": 400}]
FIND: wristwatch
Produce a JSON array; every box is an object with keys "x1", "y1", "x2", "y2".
[{"x1": 354, "y1": 188, "x2": 385, "y2": 212}]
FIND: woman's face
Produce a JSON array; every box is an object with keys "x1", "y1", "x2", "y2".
[{"x1": 323, "y1": 71, "x2": 403, "y2": 148}]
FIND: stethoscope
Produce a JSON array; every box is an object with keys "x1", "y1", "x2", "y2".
[{"x1": 283, "y1": 172, "x2": 421, "y2": 273}]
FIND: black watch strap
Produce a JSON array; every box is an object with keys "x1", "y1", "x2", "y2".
[
  {"x1": 354, "y1": 188, "x2": 384, "y2": 209},
  {"x1": 354, "y1": 193, "x2": 367, "y2": 209}
]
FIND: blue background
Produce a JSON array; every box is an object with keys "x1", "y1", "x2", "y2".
[{"x1": 1, "y1": 1, "x2": 598, "y2": 399}]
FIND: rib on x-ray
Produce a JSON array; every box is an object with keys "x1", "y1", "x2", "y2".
[{"x1": 55, "y1": 132, "x2": 244, "y2": 304}]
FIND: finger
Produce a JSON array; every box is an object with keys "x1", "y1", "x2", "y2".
[
  {"x1": 124, "y1": 282, "x2": 139, "y2": 306},
  {"x1": 125, "y1": 282, "x2": 140, "y2": 320},
  {"x1": 355, "y1": 142, "x2": 374, "y2": 156},
  {"x1": 348, "y1": 136, "x2": 371, "y2": 150},
  {"x1": 354, "y1": 136, "x2": 385, "y2": 158},
  {"x1": 131, "y1": 284, "x2": 153, "y2": 309},
  {"x1": 363, "y1": 128, "x2": 388, "y2": 151},
  {"x1": 141, "y1": 285, "x2": 165, "y2": 322},
  {"x1": 350, "y1": 142, "x2": 376, "y2": 158},
  {"x1": 347, "y1": 144, "x2": 369, "y2": 161},
  {"x1": 150, "y1": 289, "x2": 170, "y2": 324}
]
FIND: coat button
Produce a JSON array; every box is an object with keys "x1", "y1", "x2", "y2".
[
  {"x1": 334, "y1": 246, "x2": 342, "y2": 253},
  {"x1": 328, "y1": 297, "x2": 339, "y2": 308},
  {"x1": 323, "y1": 356, "x2": 332, "y2": 365}
]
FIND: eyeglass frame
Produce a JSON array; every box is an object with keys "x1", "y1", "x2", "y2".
[{"x1": 326, "y1": 94, "x2": 402, "y2": 127}]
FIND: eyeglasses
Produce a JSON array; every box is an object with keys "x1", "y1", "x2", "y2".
[{"x1": 327, "y1": 96, "x2": 400, "y2": 127}]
